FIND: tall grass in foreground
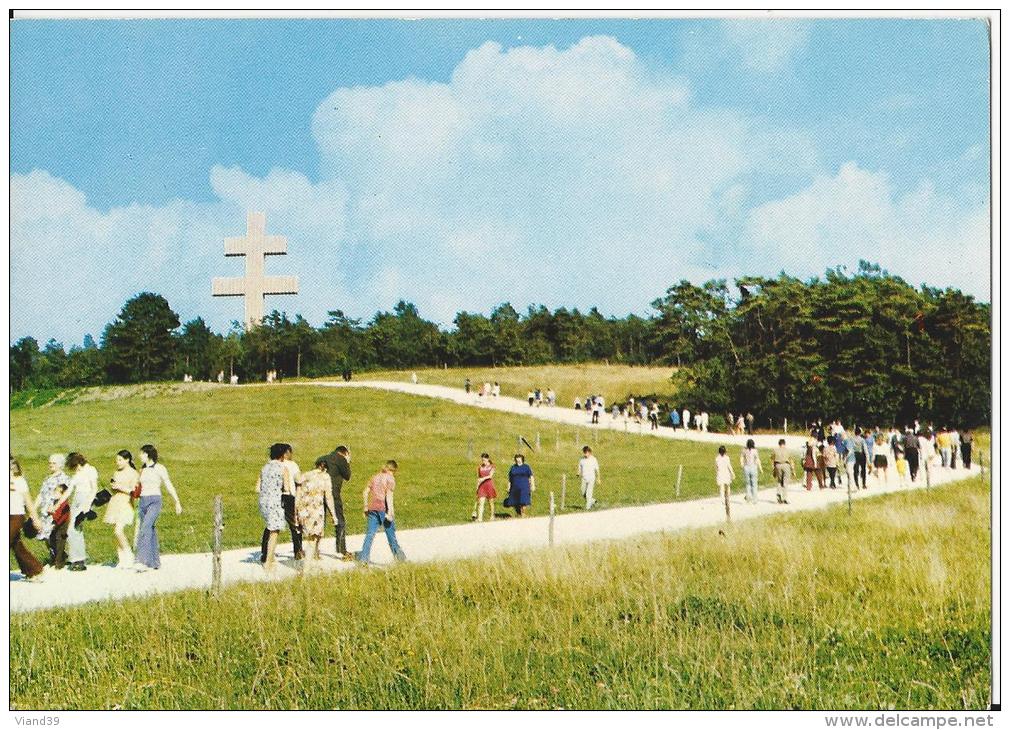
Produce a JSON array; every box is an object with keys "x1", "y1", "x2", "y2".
[{"x1": 10, "y1": 477, "x2": 990, "y2": 710}]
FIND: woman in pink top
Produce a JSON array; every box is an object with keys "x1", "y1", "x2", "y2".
[{"x1": 470, "y1": 454, "x2": 496, "y2": 522}]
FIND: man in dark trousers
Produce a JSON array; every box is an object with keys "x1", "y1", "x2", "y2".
[{"x1": 318, "y1": 445, "x2": 352, "y2": 558}]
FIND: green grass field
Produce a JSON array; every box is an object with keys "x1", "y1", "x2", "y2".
[
  {"x1": 359, "y1": 363, "x2": 678, "y2": 410},
  {"x1": 9, "y1": 475, "x2": 990, "y2": 710},
  {"x1": 11, "y1": 382, "x2": 741, "y2": 565}
]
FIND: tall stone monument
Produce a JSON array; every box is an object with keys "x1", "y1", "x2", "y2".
[{"x1": 212, "y1": 212, "x2": 299, "y2": 327}]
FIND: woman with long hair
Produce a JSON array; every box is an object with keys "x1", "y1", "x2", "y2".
[
  {"x1": 10, "y1": 457, "x2": 44, "y2": 582},
  {"x1": 106, "y1": 450, "x2": 139, "y2": 568},
  {"x1": 134, "y1": 444, "x2": 182, "y2": 572}
]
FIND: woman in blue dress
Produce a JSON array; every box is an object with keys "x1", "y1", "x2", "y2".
[{"x1": 507, "y1": 454, "x2": 535, "y2": 517}]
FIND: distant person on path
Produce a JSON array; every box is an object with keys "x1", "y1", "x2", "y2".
[
  {"x1": 700, "y1": 411, "x2": 709, "y2": 432},
  {"x1": 492, "y1": 382, "x2": 501, "y2": 398},
  {"x1": 578, "y1": 446, "x2": 600, "y2": 510},
  {"x1": 670, "y1": 409, "x2": 681, "y2": 430},
  {"x1": 771, "y1": 439, "x2": 793, "y2": 504},
  {"x1": 735, "y1": 414, "x2": 745, "y2": 436},
  {"x1": 34, "y1": 454, "x2": 69, "y2": 566},
  {"x1": 815, "y1": 444, "x2": 827, "y2": 489},
  {"x1": 851, "y1": 429, "x2": 868, "y2": 489},
  {"x1": 296, "y1": 459, "x2": 336, "y2": 561},
  {"x1": 823, "y1": 439, "x2": 839, "y2": 489},
  {"x1": 318, "y1": 445, "x2": 352, "y2": 559},
  {"x1": 937, "y1": 427, "x2": 951, "y2": 468},
  {"x1": 528, "y1": 390, "x2": 536, "y2": 407},
  {"x1": 356, "y1": 460, "x2": 406, "y2": 565},
  {"x1": 841, "y1": 431, "x2": 856, "y2": 491},
  {"x1": 740, "y1": 439, "x2": 762, "y2": 503},
  {"x1": 257, "y1": 443, "x2": 291, "y2": 570},
  {"x1": 918, "y1": 431, "x2": 934, "y2": 472},
  {"x1": 546, "y1": 387, "x2": 556, "y2": 406},
  {"x1": 10, "y1": 458, "x2": 44, "y2": 582},
  {"x1": 217, "y1": 370, "x2": 225, "y2": 384},
  {"x1": 949, "y1": 428, "x2": 961, "y2": 469},
  {"x1": 903, "y1": 429, "x2": 920, "y2": 482},
  {"x1": 715, "y1": 446, "x2": 735, "y2": 502},
  {"x1": 465, "y1": 377, "x2": 471, "y2": 394},
  {"x1": 872, "y1": 434, "x2": 889, "y2": 486},
  {"x1": 471, "y1": 453, "x2": 497, "y2": 522},
  {"x1": 746, "y1": 412, "x2": 755, "y2": 435},
  {"x1": 591, "y1": 397, "x2": 602, "y2": 424},
  {"x1": 726, "y1": 412, "x2": 734, "y2": 435},
  {"x1": 801, "y1": 442, "x2": 818, "y2": 491},
  {"x1": 682, "y1": 408, "x2": 691, "y2": 433},
  {"x1": 574, "y1": 398, "x2": 581, "y2": 410},
  {"x1": 62, "y1": 452, "x2": 98, "y2": 571},
  {"x1": 411, "y1": 372, "x2": 418, "y2": 385},
  {"x1": 105, "y1": 450, "x2": 138, "y2": 568},
  {"x1": 650, "y1": 402, "x2": 660, "y2": 430},
  {"x1": 506, "y1": 454, "x2": 535, "y2": 518},
  {"x1": 135, "y1": 444, "x2": 182, "y2": 571},
  {"x1": 961, "y1": 429, "x2": 973, "y2": 469}
]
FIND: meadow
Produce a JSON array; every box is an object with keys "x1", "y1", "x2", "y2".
[
  {"x1": 11, "y1": 381, "x2": 740, "y2": 565},
  {"x1": 356, "y1": 362, "x2": 678, "y2": 411},
  {"x1": 8, "y1": 475, "x2": 990, "y2": 710}
]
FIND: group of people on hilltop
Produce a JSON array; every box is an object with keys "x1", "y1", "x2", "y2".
[
  {"x1": 526, "y1": 387, "x2": 555, "y2": 407},
  {"x1": 9, "y1": 446, "x2": 182, "y2": 583},
  {"x1": 464, "y1": 378, "x2": 502, "y2": 398}
]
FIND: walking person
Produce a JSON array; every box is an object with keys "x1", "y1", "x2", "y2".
[
  {"x1": 740, "y1": 439, "x2": 762, "y2": 503},
  {"x1": 961, "y1": 429, "x2": 973, "y2": 469},
  {"x1": 34, "y1": 454, "x2": 69, "y2": 567},
  {"x1": 949, "y1": 428, "x2": 961, "y2": 469},
  {"x1": 649, "y1": 402, "x2": 660, "y2": 431},
  {"x1": 801, "y1": 442, "x2": 817, "y2": 491},
  {"x1": 296, "y1": 459, "x2": 337, "y2": 561},
  {"x1": 105, "y1": 450, "x2": 139, "y2": 568},
  {"x1": 471, "y1": 453, "x2": 497, "y2": 522},
  {"x1": 10, "y1": 458, "x2": 44, "y2": 582},
  {"x1": 62, "y1": 452, "x2": 98, "y2": 572},
  {"x1": 851, "y1": 429, "x2": 868, "y2": 489},
  {"x1": 682, "y1": 408, "x2": 691, "y2": 434},
  {"x1": 745, "y1": 412, "x2": 755, "y2": 436},
  {"x1": 506, "y1": 454, "x2": 535, "y2": 517},
  {"x1": 815, "y1": 444, "x2": 827, "y2": 489},
  {"x1": 591, "y1": 397, "x2": 602, "y2": 425},
  {"x1": 872, "y1": 434, "x2": 889, "y2": 487},
  {"x1": 937, "y1": 427, "x2": 951, "y2": 468},
  {"x1": 900, "y1": 429, "x2": 918, "y2": 481},
  {"x1": 318, "y1": 445, "x2": 352, "y2": 559},
  {"x1": 135, "y1": 444, "x2": 183, "y2": 572},
  {"x1": 257, "y1": 443, "x2": 290, "y2": 570},
  {"x1": 280, "y1": 444, "x2": 305, "y2": 560},
  {"x1": 841, "y1": 431, "x2": 856, "y2": 491},
  {"x1": 715, "y1": 446, "x2": 735, "y2": 502},
  {"x1": 356, "y1": 461, "x2": 407, "y2": 565},
  {"x1": 771, "y1": 439, "x2": 793, "y2": 504},
  {"x1": 578, "y1": 446, "x2": 601, "y2": 510},
  {"x1": 823, "y1": 439, "x2": 839, "y2": 489}
]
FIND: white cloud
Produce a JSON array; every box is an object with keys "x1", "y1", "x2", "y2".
[
  {"x1": 741, "y1": 162, "x2": 989, "y2": 296},
  {"x1": 722, "y1": 19, "x2": 811, "y2": 73}
]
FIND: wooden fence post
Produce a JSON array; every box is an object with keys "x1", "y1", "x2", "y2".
[
  {"x1": 212, "y1": 495, "x2": 223, "y2": 597},
  {"x1": 676, "y1": 464, "x2": 683, "y2": 498},
  {"x1": 723, "y1": 484, "x2": 731, "y2": 523},
  {"x1": 925, "y1": 462, "x2": 931, "y2": 489},
  {"x1": 549, "y1": 491, "x2": 556, "y2": 547},
  {"x1": 467, "y1": 438, "x2": 473, "y2": 461},
  {"x1": 847, "y1": 475, "x2": 852, "y2": 516},
  {"x1": 536, "y1": 432, "x2": 541, "y2": 451},
  {"x1": 556, "y1": 428, "x2": 560, "y2": 452},
  {"x1": 561, "y1": 474, "x2": 567, "y2": 511}
]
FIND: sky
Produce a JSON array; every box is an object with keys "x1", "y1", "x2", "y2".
[{"x1": 10, "y1": 16, "x2": 991, "y2": 346}]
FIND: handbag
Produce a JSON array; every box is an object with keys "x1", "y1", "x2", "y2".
[
  {"x1": 52, "y1": 500, "x2": 70, "y2": 526},
  {"x1": 21, "y1": 518, "x2": 38, "y2": 539},
  {"x1": 130, "y1": 482, "x2": 142, "y2": 500}
]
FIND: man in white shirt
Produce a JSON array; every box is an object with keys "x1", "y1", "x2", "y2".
[
  {"x1": 682, "y1": 408, "x2": 691, "y2": 432},
  {"x1": 578, "y1": 446, "x2": 601, "y2": 510}
]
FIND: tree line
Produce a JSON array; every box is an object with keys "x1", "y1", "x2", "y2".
[{"x1": 10, "y1": 262, "x2": 990, "y2": 426}]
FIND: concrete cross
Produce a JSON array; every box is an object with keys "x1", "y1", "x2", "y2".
[{"x1": 212, "y1": 212, "x2": 299, "y2": 327}]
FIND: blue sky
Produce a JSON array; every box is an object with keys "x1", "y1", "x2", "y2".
[{"x1": 10, "y1": 17, "x2": 991, "y2": 345}]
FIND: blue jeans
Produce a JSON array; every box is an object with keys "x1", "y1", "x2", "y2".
[
  {"x1": 743, "y1": 466, "x2": 759, "y2": 502},
  {"x1": 357, "y1": 511, "x2": 406, "y2": 564},
  {"x1": 135, "y1": 495, "x2": 163, "y2": 569}
]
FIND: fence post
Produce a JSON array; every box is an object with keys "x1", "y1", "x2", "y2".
[
  {"x1": 561, "y1": 474, "x2": 567, "y2": 511},
  {"x1": 211, "y1": 495, "x2": 223, "y2": 597},
  {"x1": 676, "y1": 464, "x2": 683, "y2": 498},
  {"x1": 925, "y1": 462, "x2": 931, "y2": 489},
  {"x1": 517, "y1": 435, "x2": 522, "y2": 452},
  {"x1": 497, "y1": 434, "x2": 501, "y2": 457},
  {"x1": 536, "y1": 432, "x2": 541, "y2": 451},
  {"x1": 594, "y1": 427, "x2": 599, "y2": 444},
  {"x1": 549, "y1": 491, "x2": 556, "y2": 547},
  {"x1": 576, "y1": 429, "x2": 581, "y2": 446},
  {"x1": 723, "y1": 484, "x2": 731, "y2": 523},
  {"x1": 556, "y1": 428, "x2": 560, "y2": 452},
  {"x1": 467, "y1": 438, "x2": 473, "y2": 461},
  {"x1": 847, "y1": 475, "x2": 852, "y2": 516}
]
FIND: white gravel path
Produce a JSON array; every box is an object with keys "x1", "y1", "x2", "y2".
[{"x1": 10, "y1": 379, "x2": 981, "y2": 613}]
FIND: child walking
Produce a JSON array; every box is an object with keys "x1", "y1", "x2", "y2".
[
  {"x1": 715, "y1": 446, "x2": 735, "y2": 502},
  {"x1": 471, "y1": 454, "x2": 497, "y2": 522}
]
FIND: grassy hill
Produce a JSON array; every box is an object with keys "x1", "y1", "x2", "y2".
[
  {"x1": 11, "y1": 381, "x2": 736, "y2": 565},
  {"x1": 9, "y1": 476, "x2": 990, "y2": 710}
]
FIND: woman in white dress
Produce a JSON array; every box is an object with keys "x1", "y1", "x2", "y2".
[{"x1": 105, "y1": 450, "x2": 139, "y2": 568}]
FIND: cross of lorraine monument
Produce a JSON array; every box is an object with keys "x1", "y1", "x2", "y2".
[{"x1": 212, "y1": 212, "x2": 299, "y2": 327}]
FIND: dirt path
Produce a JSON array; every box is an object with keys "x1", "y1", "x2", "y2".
[{"x1": 10, "y1": 380, "x2": 979, "y2": 613}]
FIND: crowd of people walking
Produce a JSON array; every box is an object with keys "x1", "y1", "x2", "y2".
[{"x1": 9, "y1": 446, "x2": 182, "y2": 582}]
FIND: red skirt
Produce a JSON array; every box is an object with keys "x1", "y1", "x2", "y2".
[{"x1": 477, "y1": 480, "x2": 497, "y2": 499}]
